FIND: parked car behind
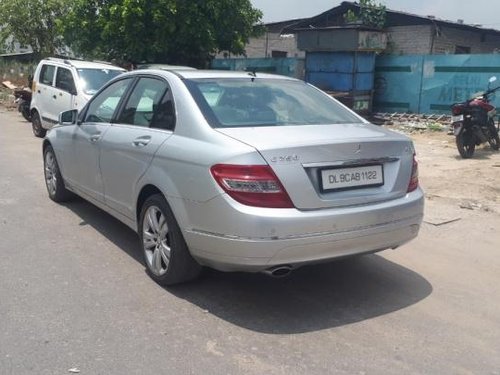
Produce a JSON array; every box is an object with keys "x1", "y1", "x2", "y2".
[
  {"x1": 30, "y1": 58, "x2": 125, "y2": 137},
  {"x1": 42, "y1": 69, "x2": 424, "y2": 285}
]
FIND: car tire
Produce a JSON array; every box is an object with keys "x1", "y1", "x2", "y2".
[
  {"x1": 43, "y1": 145, "x2": 73, "y2": 202},
  {"x1": 139, "y1": 194, "x2": 201, "y2": 286},
  {"x1": 32, "y1": 111, "x2": 47, "y2": 138}
]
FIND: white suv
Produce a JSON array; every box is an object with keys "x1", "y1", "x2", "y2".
[{"x1": 30, "y1": 58, "x2": 125, "y2": 137}]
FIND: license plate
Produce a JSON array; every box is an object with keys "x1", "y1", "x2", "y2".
[
  {"x1": 453, "y1": 123, "x2": 463, "y2": 136},
  {"x1": 321, "y1": 165, "x2": 384, "y2": 191},
  {"x1": 452, "y1": 115, "x2": 464, "y2": 123}
]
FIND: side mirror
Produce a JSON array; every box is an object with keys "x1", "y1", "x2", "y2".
[{"x1": 59, "y1": 109, "x2": 78, "y2": 126}]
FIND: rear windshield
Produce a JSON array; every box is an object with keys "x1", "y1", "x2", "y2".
[
  {"x1": 184, "y1": 78, "x2": 362, "y2": 128},
  {"x1": 77, "y1": 68, "x2": 124, "y2": 95}
]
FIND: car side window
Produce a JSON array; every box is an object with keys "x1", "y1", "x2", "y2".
[
  {"x1": 116, "y1": 77, "x2": 173, "y2": 129},
  {"x1": 55, "y1": 67, "x2": 76, "y2": 94},
  {"x1": 150, "y1": 88, "x2": 176, "y2": 131},
  {"x1": 40, "y1": 64, "x2": 55, "y2": 86},
  {"x1": 84, "y1": 78, "x2": 132, "y2": 123}
]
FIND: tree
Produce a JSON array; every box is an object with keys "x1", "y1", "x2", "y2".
[
  {"x1": 344, "y1": 0, "x2": 386, "y2": 29},
  {"x1": 0, "y1": 0, "x2": 69, "y2": 57},
  {"x1": 63, "y1": 0, "x2": 263, "y2": 67}
]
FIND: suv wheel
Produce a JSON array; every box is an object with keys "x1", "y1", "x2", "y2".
[{"x1": 32, "y1": 111, "x2": 47, "y2": 138}]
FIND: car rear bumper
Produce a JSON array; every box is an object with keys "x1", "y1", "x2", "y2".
[{"x1": 180, "y1": 189, "x2": 424, "y2": 272}]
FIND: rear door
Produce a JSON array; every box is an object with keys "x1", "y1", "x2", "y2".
[{"x1": 99, "y1": 76, "x2": 175, "y2": 219}]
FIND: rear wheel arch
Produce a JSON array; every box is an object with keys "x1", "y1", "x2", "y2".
[
  {"x1": 42, "y1": 139, "x2": 52, "y2": 154},
  {"x1": 136, "y1": 185, "x2": 164, "y2": 227}
]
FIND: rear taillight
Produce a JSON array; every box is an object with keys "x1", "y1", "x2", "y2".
[
  {"x1": 407, "y1": 154, "x2": 419, "y2": 193},
  {"x1": 210, "y1": 164, "x2": 294, "y2": 208},
  {"x1": 451, "y1": 106, "x2": 462, "y2": 116}
]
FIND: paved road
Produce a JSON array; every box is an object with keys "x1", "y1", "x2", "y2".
[{"x1": 0, "y1": 108, "x2": 499, "y2": 375}]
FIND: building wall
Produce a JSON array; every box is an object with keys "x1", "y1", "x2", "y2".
[
  {"x1": 432, "y1": 26, "x2": 500, "y2": 54},
  {"x1": 2, "y1": 35, "x2": 33, "y2": 54},
  {"x1": 370, "y1": 25, "x2": 500, "y2": 56},
  {"x1": 385, "y1": 25, "x2": 433, "y2": 55},
  {"x1": 237, "y1": 32, "x2": 305, "y2": 59},
  {"x1": 212, "y1": 57, "x2": 305, "y2": 79},
  {"x1": 236, "y1": 24, "x2": 500, "y2": 59},
  {"x1": 374, "y1": 54, "x2": 500, "y2": 114}
]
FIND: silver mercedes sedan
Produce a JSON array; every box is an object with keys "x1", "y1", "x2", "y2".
[{"x1": 42, "y1": 69, "x2": 424, "y2": 285}]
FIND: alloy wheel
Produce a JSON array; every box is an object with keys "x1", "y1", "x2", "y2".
[
  {"x1": 44, "y1": 151, "x2": 58, "y2": 196},
  {"x1": 142, "y1": 206, "x2": 171, "y2": 276}
]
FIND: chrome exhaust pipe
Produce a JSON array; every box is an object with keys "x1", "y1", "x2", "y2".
[{"x1": 262, "y1": 265, "x2": 292, "y2": 278}]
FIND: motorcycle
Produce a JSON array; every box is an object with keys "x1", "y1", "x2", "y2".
[
  {"x1": 451, "y1": 76, "x2": 500, "y2": 158},
  {"x1": 13, "y1": 86, "x2": 32, "y2": 122}
]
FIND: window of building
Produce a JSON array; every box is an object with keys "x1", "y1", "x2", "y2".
[
  {"x1": 271, "y1": 50, "x2": 288, "y2": 58},
  {"x1": 455, "y1": 45, "x2": 471, "y2": 54}
]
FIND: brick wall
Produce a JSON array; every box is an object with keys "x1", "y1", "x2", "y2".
[
  {"x1": 432, "y1": 26, "x2": 500, "y2": 54},
  {"x1": 386, "y1": 25, "x2": 433, "y2": 55},
  {"x1": 237, "y1": 33, "x2": 305, "y2": 59}
]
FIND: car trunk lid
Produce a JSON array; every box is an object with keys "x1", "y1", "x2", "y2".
[{"x1": 216, "y1": 124, "x2": 414, "y2": 210}]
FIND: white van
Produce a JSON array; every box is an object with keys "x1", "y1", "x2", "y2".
[{"x1": 30, "y1": 58, "x2": 125, "y2": 137}]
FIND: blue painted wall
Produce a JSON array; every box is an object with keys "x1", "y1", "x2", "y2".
[
  {"x1": 305, "y1": 52, "x2": 376, "y2": 92},
  {"x1": 211, "y1": 58, "x2": 305, "y2": 79},
  {"x1": 374, "y1": 54, "x2": 500, "y2": 114}
]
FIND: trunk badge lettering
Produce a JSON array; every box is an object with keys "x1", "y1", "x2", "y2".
[{"x1": 270, "y1": 155, "x2": 299, "y2": 163}]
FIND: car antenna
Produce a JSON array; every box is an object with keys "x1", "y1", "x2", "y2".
[{"x1": 247, "y1": 70, "x2": 257, "y2": 81}]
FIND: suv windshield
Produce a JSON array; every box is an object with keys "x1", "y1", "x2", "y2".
[
  {"x1": 77, "y1": 68, "x2": 124, "y2": 95},
  {"x1": 185, "y1": 78, "x2": 362, "y2": 128}
]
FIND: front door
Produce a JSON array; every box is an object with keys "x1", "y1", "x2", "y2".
[
  {"x1": 99, "y1": 76, "x2": 175, "y2": 219},
  {"x1": 68, "y1": 78, "x2": 134, "y2": 202}
]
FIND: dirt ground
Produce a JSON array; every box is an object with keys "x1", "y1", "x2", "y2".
[{"x1": 398, "y1": 129, "x2": 500, "y2": 222}]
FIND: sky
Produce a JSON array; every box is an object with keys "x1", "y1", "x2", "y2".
[{"x1": 250, "y1": 0, "x2": 500, "y2": 29}]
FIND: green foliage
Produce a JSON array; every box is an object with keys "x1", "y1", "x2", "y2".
[
  {"x1": 0, "y1": 0, "x2": 69, "y2": 57},
  {"x1": 63, "y1": 0, "x2": 263, "y2": 67},
  {"x1": 343, "y1": 0, "x2": 386, "y2": 29}
]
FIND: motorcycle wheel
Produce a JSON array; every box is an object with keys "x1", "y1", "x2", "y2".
[
  {"x1": 19, "y1": 102, "x2": 31, "y2": 122},
  {"x1": 456, "y1": 131, "x2": 475, "y2": 158},
  {"x1": 487, "y1": 123, "x2": 500, "y2": 150}
]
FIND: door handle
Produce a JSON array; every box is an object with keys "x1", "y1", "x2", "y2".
[
  {"x1": 132, "y1": 136, "x2": 151, "y2": 147},
  {"x1": 89, "y1": 133, "x2": 101, "y2": 143}
]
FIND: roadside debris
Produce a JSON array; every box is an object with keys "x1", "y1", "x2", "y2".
[
  {"x1": 2, "y1": 81, "x2": 17, "y2": 90},
  {"x1": 424, "y1": 217, "x2": 461, "y2": 226},
  {"x1": 459, "y1": 201, "x2": 483, "y2": 210},
  {"x1": 373, "y1": 112, "x2": 450, "y2": 134}
]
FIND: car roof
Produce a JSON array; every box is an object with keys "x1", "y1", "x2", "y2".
[
  {"x1": 42, "y1": 58, "x2": 125, "y2": 71},
  {"x1": 157, "y1": 69, "x2": 298, "y2": 81},
  {"x1": 136, "y1": 64, "x2": 197, "y2": 71}
]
